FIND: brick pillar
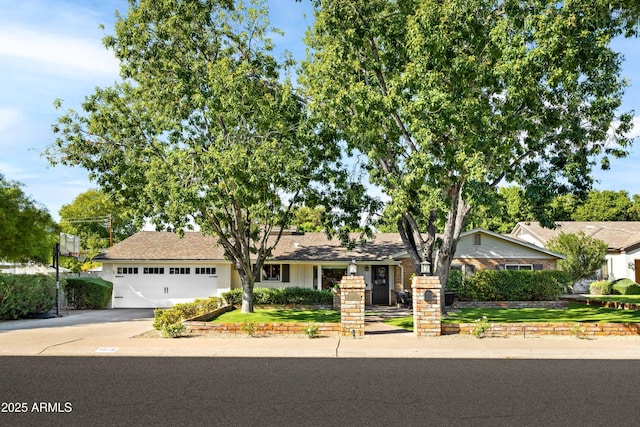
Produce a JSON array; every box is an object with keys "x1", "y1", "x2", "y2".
[
  {"x1": 412, "y1": 275, "x2": 442, "y2": 337},
  {"x1": 339, "y1": 275, "x2": 366, "y2": 337}
]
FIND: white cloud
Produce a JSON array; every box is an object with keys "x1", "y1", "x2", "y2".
[
  {"x1": 0, "y1": 107, "x2": 22, "y2": 132},
  {"x1": 0, "y1": 25, "x2": 119, "y2": 78}
]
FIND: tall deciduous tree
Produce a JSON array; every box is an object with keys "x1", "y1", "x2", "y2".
[
  {"x1": 47, "y1": 0, "x2": 367, "y2": 312},
  {"x1": 302, "y1": 0, "x2": 638, "y2": 307},
  {"x1": 0, "y1": 173, "x2": 58, "y2": 264},
  {"x1": 59, "y1": 189, "x2": 139, "y2": 259},
  {"x1": 546, "y1": 232, "x2": 608, "y2": 285},
  {"x1": 572, "y1": 190, "x2": 635, "y2": 221}
]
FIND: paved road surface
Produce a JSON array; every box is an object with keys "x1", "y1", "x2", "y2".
[{"x1": 1, "y1": 357, "x2": 637, "y2": 426}]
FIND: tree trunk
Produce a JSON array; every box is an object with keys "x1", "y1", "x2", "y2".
[
  {"x1": 437, "y1": 183, "x2": 471, "y2": 312},
  {"x1": 240, "y1": 275, "x2": 255, "y2": 313}
]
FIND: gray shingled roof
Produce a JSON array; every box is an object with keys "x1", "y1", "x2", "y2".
[
  {"x1": 95, "y1": 231, "x2": 407, "y2": 262},
  {"x1": 512, "y1": 222, "x2": 640, "y2": 251}
]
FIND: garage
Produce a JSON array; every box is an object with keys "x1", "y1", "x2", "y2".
[{"x1": 112, "y1": 265, "x2": 220, "y2": 308}]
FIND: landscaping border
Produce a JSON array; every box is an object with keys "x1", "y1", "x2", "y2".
[
  {"x1": 442, "y1": 322, "x2": 640, "y2": 336},
  {"x1": 183, "y1": 305, "x2": 341, "y2": 336}
]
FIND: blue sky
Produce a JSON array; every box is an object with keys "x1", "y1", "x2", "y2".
[{"x1": 1, "y1": 0, "x2": 639, "y2": 222}]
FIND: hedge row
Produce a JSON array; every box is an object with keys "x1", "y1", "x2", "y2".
[
  {"x1": 222, "y1": 287, "x2": 333, "y2": 306},
  {"x1": 0, "y1": 274, "x2": 57, "y2": 320},
  {"x1": 64, "y1": 277, "x2": 113, "y2": 309},
  {"x1": 590, "y1": 279, "x2": 640, "y2": 295},
  {"x1": 457, "y1": 270, "x2": 571, "y2": 302}
]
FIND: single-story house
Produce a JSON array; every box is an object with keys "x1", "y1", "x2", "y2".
[
  {"x1": 96, "y1": 228, "x2": 564, "y2": 308},
  {"x1": 511, "y1": 221, "x2": 640, "y2": 283}
]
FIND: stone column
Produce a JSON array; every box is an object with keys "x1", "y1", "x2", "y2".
[
  {"x1": 412, "y1": 275, "x2": 442, "y2": 337},
  {"x1": 339, "y1": 275, "x2": 366, "y2": 337}
]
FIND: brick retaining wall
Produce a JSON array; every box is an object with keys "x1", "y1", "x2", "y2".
[
  {"x1": 579, "y1": 299, "x2": 640, "y2": 311},
  {"x1": 442, "y1": 322, "x2": 640, "y2": 336}
]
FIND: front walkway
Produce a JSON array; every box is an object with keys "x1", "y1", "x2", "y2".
[{"x1": 365, "y1": 305, "x2": 412, "y2": 334}]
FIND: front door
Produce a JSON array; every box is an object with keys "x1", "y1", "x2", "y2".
[
  {"x1": 636, "y1": 260, "x2": 640, "y2": 284},
  {"x1": 372, "y1": 266, "x2": 389, "y2": 305}
]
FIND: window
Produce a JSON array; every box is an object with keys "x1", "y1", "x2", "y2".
[
  {"x1": 169, "y1": 267, "x2": 190, "y2": 275},
  {"x1": 143, "y1": 267, "x2": 165, "y2": 274},
  {"x1": 117, "y1": 267, "x2": 138, "y2": 275},
  {"x1": 195, "y1": 267, "x2": 217, "y2": 275},
  {"x1": 505, "y1": 264, "x2": 533, "y2": 271},
  {"x1": 262, "y1": 264, "x2": 281, "y2": 281},
  {"x1": 474, "y1": 233, "x2": 482, "y2": 246}
]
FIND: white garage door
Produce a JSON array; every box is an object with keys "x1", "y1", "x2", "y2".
[{"x1": 112, "y1": 266, "x2": 219, "y2": 308}]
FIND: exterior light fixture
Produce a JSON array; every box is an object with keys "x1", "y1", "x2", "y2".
[
  {"x1": 420, "y1": 260, "x2": 431, "y2": 276},
  {"x1": 349, "y1": 259, "x2": 357, "y2": 276}
]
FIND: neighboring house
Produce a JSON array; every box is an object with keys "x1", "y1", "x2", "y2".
[
  {"x1": 511, "y1": 221, "x2": 640, "y2": 283},
  {"x1": 96, "y1": 228, "x2": 565, "y2": 308}
]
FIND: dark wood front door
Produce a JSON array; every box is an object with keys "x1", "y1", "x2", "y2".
[
  {"x1": 636, "y1": 260, "x2": 640, "y2": 284},
  {"x1": 372, "y1": 266, "x2": 389, "y2": 305}
]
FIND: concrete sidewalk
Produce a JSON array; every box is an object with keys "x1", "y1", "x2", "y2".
[{"x1": 2, "y1": 312, "x2": 640, "y2": 358}]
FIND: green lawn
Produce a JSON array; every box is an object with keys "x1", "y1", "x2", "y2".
[
  {"x1": 382, "y1": 302, "x2": 640, "y2": 332},
  {"x1": 211, "y1": 309, "x2": 340, "y2": 324}
]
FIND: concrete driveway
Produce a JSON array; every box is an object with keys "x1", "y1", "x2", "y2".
[{"x1": 0, "y1": 309, "x2": 154, "y2": 331}]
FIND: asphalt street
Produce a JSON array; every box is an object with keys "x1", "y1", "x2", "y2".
[{"x1": 1, "y1": 357, "x2": 639, "y2": 427}]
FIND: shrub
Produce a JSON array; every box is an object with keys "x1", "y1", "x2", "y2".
[
  {"x1": 0, "y1": 274, "x2": 57, "y2": 320},
  {"x1": 222, "y1": 287, "x2": 332, "y2": 306},
  {"x1": 153, "y1": 297, "x2": 224, "y2": 331},
  {"x1": 446, "y1": 270, "x2": 463, "y2": 293},
  {"x1": 611, "y1": 279, "x2": 640, "y2": 295},
  {"x1": 457, "y1": 270, "x2": 569, "y2": 302},
  {"x1": 160, "y1": 322, "x2": 186, "y2": 338},
  {"x1": 589, "y1": 280, "x2": 612, "y2": 295},
  {"x1": 64, "y1": 278, "x2": 113, "y2": 309}
]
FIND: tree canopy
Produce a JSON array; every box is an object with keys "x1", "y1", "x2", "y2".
[
  {"x1": 302, "y1": 0, "x2": 638, "y2": 297},
  {"x1": 59, "y1": 189, "x2": 139, "y2": 260},
  {"x1": 547, "y1": 232, "x2": 608, "y2": 285},
  {"x1": 47, "y1": 0, "x2": 369, "y2": 312},
  {"x1": 0, "y1": 173, "x2": 58, "y2": 264}
]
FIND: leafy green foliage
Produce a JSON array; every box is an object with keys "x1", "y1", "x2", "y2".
[
  {"x1": 0, "y1": 173, "x2": 58, "y2": 264},
  {"x1": 222, "y1": 287, "x2": 333, "y2": 306},
  {"x1": 160, "y1": 322, "x2": 186, "y2": 338},
  {"x1": 47, "y1": 0, "x2": 373, "y2": 313},
  {"x1": 302, "y1": 0, "x2": 637, "y2": 304},
  {"x1": 64, "y1": 277, "x2": 113, "y2": 309},
  {"x1": 153, "y1": 297, "x2": 224, "y2": 330},
  {"x1": 446, "y1": 269, "x2": 463, "y2": 293},
  {"x1": 59, "y1": 189, "x2": 139, "y2": 261},
  {"x1": 546, "y1": 232, "x2": 608, "y2": 284},
  {"x1": 0, "y1": 275, "x2": 57, "y2": 320},
  {"x1": 611, "y1": 279, "x2": 640, "y2": 295},
  {"x1": 589, "y1": 280, "x2": 612, "y2": 295},
  {"x1": 572, "y1": 190, "x2": 638, "y2": 221},
  {"x1": 458, "y1": 270, "x2": 570, "y2": 302}
]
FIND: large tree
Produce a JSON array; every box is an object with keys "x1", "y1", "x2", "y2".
[
  {"x1": 572, "y1": 189, "x2": 636, "y2": 221},
  {"x1": 47, "y1": 0, "x2": 366, "y2": 312},
  {"x1": 59, "y1": 189, "x2": 139, "y2": 259},
  {"x1": 0, "y1": 173, "x2": 58, "y2": 264},
  {"x1": 302, "y1": 0, "x2": 638, "y2": 307},
  {"x1": 547, "y1": 232, "x2": 608, "y2": 285}
]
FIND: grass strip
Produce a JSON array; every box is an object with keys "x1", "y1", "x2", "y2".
[
  {"x1": 383, "y1": 302, "x2": 640, "y2": 332},
  {"x1": 211, "y1": 309, "x2": 340, "y2": 324}
]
